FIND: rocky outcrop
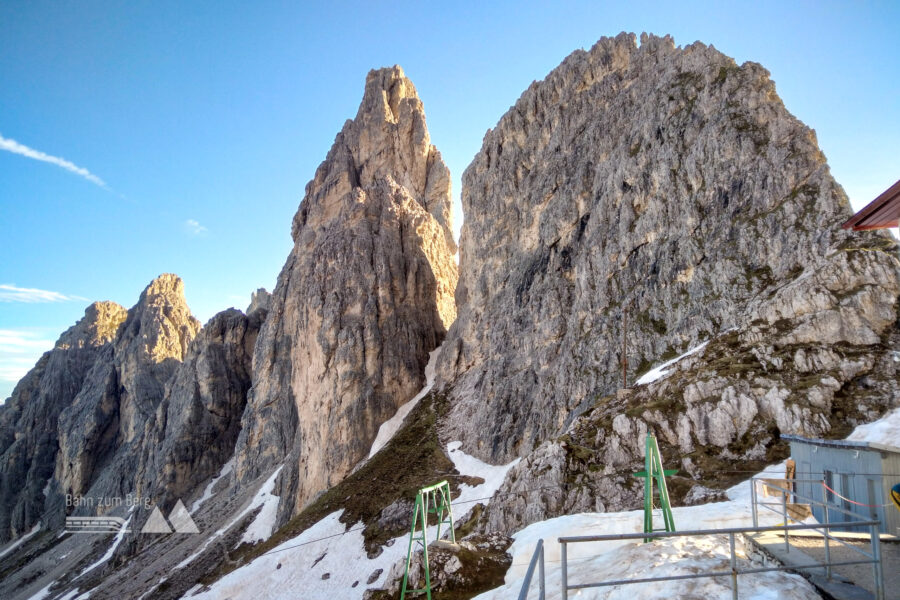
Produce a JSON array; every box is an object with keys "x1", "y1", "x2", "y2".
[
  {"x1": 233, "y1": 66, "x2": 458, "y2": 517},
  {"x1": 436, "y1": 32, "x2": 898, "y2": 465},
  {"x1": 367, "y1": 533, "x2": 512, "y2": 600},
  {"x1": 247, "y1": 288, "x2": 271, "y2": 315},
  {"x1": 0, "y1": 301, "x2": 126, "y2": 542},
  {"x1": 54, "y1": 274, "x2": 201, "y2": 507},
  {"x1": 137, "y1": 307, "x2": 265, "y2": 507},
  {"x1": 480, "y1": 235, "x2": 900, "y2": 533}
]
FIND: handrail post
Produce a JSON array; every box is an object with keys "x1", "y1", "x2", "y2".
[
  {"x1": 781, "y1": 492, "x2": 789, "y2": 553},
  {"x1": 539, "y1": 541, "x2": 545, "y2": 600},
  {"x1": 729, "y1": 532, "x2": 738, "y2": 600},
  {"x1": 517, "y1": 539, "x2": 545, "y2": 600},
  {"x1": 561, "y1": 539, "x2": 568, "y2": 600},
  {"x1": 871, "y1": 523, "x2": 884, "y2": 600},
  {"x1": 751, "y1": 477, "x2": 758, "y2": 528},
  {"x1": 822, "y1": 499, "x2": 831, "y2": 580}
]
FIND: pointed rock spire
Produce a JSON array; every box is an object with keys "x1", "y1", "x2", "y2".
[{"x1": 235, "y1": 65, "x2": 458, "y2": 516}]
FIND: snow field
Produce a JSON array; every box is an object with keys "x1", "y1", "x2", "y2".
[
  {"x1": 184, "y1": 442, "x2": 519, "y2": 599},
  {"x1": 176, "y1": 465, "x2": 283, "y2": 570},
  {"x1": 848, "y1": 406, "x2": 900, "y2": 449},
  {"x1": 368, "y1": 346, "x2": 442, "y2": 459}
]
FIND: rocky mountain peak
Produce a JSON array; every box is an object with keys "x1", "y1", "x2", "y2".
[
  {"x1": 293, "y1": 66, "x2": 456, "y2": 257},
  {"x1": 359, "y1": 65, "x2": 417, "y2": 124},
  {"x1": 55, "y1": 300, "x2": 127, "y2": 350},
  {"x1": 247, "y1": 287, "x2": 271, "y2": 314},
  {"x1": 235, "y1": 65, "x2": 458, "y2": 516},
  {"x1": 0, "y1": 301, "x2": 128, "y2": 542},
  {"x1": 436, "y1": 32, "x2": 897, "y2": 464},
  {"x1": 52, "y1": 273, "x2": 202, "y2": 506},
  {"x1": 118, "y1": 273, "x2": 200, "y2": 364},
  {"x1": 113, "y1": 274, "x2": 200, "y2": 442}
]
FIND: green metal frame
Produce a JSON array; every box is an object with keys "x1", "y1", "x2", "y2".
[
  {"x1": 633, "y1": 432, "x2": 676, "y2": 542},
  {"x1": 400, "y1": 480, "x2": 456, "y2": 599}
]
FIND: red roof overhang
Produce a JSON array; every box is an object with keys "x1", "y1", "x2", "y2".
[{"x1": 842, "y1": 178, "x2": 900, "y2": 230}]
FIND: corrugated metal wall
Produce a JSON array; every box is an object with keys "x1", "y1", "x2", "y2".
[{"x1": 789, "y1": 441, "x2": 888, "y2": 533}]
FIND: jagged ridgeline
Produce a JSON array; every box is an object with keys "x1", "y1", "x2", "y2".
[
  {"x1": 435, "y1": 33, "x2": 900, "y2": 532},
  {"x1": 0, "y1": 65, "x2": 458, "y2": 547},
  {"x1": 1, "y1": 32, "x2": 898, "y2": 600}
]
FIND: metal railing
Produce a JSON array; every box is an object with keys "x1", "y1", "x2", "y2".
[
  {"x1": 750, "y1": 476, "x2": 884, "y2": 599},
  {"x1": 557, "y1": 520, "x2": 882, "y2": 600},
  {"x1": 517, "y1": 538, "x2": 545, "y2": 600},
  {"x1": 516, "y1": 476, "x2": 886, "y2": 600}
]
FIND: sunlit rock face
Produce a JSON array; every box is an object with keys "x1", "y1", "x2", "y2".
[
  {"x1": 436, "y1": 32, "x2": 900, "y2": 465},
  {"x1": 234, "y1": 66, "x2": 458, "y2": 516},
  {"x1": 54, "y1": 274, "x2": 201, "y2": 508},
  {"x1": 0, "y1": 301, "x2": 126, "y2": 543}
]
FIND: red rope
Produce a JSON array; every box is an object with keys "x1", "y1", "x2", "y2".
[{"x1": 821, "y1": 481, "x2": 893, "y2": 508}]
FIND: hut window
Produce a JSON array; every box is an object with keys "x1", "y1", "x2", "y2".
[{"x1": 824, "y1": 470, "x2": 834, "y2": 503}]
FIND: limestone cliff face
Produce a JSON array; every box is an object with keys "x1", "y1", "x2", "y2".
[
  {"x1": 436, "y1": 33, "x2": 896, "y2": 464},
  {"x1": 234, "y1": 66, "x2": 458, "y2": 514},
  {"x1": 0, "y1": 302, "x2": 126, "y2": 542},
  {"x1": 136, "y1": 307, "x2": 264, "y2": 508},
  {"x1": 55, "y1": 274, "x2": 201, "y2": 505},
  {"x1": 480, "y1": 236, "x2": 900, "y2": 533}
]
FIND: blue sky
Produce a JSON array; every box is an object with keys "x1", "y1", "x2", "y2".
[{"x1": 2, "y1": 0, "x2": 898, "y2": 400}]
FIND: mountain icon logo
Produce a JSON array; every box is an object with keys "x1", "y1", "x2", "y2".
[
  {"x1": 168, "y1": 500, "x2": 200, "y2": 533},
  {"x1": 140, "y1": 500, "x2": 199, "y2": 534}
]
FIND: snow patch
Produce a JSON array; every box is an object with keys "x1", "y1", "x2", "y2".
[
  {"x1": 77, "y1": 510, "x2": 133, "y2": 578},
  {"x1": 188, "y1": 510, "x2": 419, "y2": 600},
  {"x1": 369, "y1": 346, "x2": 442, "y2": 458},
  {"x1": 478, "y1": 465, "x2": 817, "y2": 600},
  {"x1": 239, "y1": 469, "x2": 283, "y2": 545},
  {"x1": 446, "y1": 441, "x2": 519, "y2": 519},
  {"x1": 26, "y1": 583, "x2": 54, "y2": 600},
  {"x1": 0, "y1": 521, "x2": 40, "y2": 560},
  {"x1": 176, "y1": 465, "x2": 283, "y2": 570},
  {"x1": 847, "y1": 406, "x2": 900, "y2": 450},
  {"x1": 635, "y1": 341, "x2": 709, "y2": 386},
  {"x1": 476, "y1": 533, "x2": 818, "y2": 599},
  {"x1": 181, "y1": 437, "x2": 515, "y2": 600},
  {"x1": 192, "y1": 457, "x2": 234, "y2": 512},
  {"x1": 477, "y1": 396, "x2": 900, "y2": 598}
]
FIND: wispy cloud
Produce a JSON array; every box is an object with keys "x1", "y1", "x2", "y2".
[
  {"x1": 0, "y1": 330, "x2": 55, "y2": 354},
  {"x1": 0, "y1": 133, "x2": 107, "y2": 188},
  {"x1": 0, "y1": 359, "x2": 40, "y2": 383},
  {"x1": 184, "y1": 219, "x2": 209, "y2": 236},
  {"x1": 0, "y1": 329, "x2": 55, "y2": 393},
  {"x1": 0, "y1": 284, "x2": 88, "y2": 303}
]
